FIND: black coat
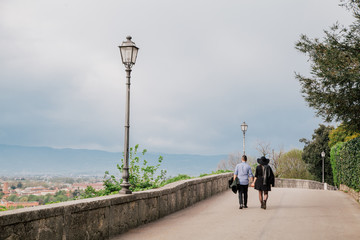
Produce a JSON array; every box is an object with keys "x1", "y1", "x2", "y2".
[
  {"x1": 228, "y1": 177, "x2": 239, "y2": 194},
  {"x1": 254, "y1": 165, "x2": 275, "y2": 191}
]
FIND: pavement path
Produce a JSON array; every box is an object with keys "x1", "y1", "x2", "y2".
[{"x1": 112, "y1": 188, "x2": 360, "y2": 240}]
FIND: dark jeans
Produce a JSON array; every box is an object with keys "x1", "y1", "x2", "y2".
[{"x1": 238, "y1": 184, "x2": 248, "y2": 206}]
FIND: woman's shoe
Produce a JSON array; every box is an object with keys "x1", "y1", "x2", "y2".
[
  {"x1": 263, "y1": 200, "x2": 267, "y2": 210},
  {"x1": 261, "y1": 201, "x2": 264, "y2": 209}
]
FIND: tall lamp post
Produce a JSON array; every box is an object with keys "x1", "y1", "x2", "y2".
[
  {"x1": 321, "y1": 151, "x2": 325, "y2": 183},
  {"x1": 118, "y1": 36, "x2": 139, "y2": 194},
  {"x1": 241, "y1": 122, "x2": 248, "y2": 156}
]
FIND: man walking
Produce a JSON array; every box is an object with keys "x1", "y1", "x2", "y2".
[{"x1": 234, "y1": 155, "x2": 254, "y2": 209}]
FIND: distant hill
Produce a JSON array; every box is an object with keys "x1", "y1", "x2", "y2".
[{"x1": 0, "y1": 144, "x2": 227, "y2": 177}]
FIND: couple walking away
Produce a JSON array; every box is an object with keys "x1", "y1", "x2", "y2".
[{"x1": 233, "y1": 155, "x2": 274, "y2": 210}]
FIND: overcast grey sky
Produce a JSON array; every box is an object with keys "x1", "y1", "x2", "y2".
[{"x1": 0, "y1": 0, "x2": 354, "y2": 156}]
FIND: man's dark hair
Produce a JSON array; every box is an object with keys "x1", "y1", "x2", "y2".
[{"x1": 242, "y1": 155, "x2": 247, "y2": 161}]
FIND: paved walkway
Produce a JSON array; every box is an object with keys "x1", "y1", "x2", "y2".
[{"x1": 113, "y1": 188, "x2": 360, "y2": 240}]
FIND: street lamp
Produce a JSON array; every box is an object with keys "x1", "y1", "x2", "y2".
[
  {"x1": 241, "y1": 121, "x2": 248, "y2": 155},
  {"x1": 118, "y1": 36, "x2": 139, "y2": 194},
  {"x1": 321, "y1": 151, "x2": 325, "y2": 183}
]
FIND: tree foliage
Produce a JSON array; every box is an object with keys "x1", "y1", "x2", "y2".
[
  {"x1": 6, "y1": 194, "x2": 18, "y2": 202},
  {"x1": 276, "y1": 149, "x2": 313, "y2": 180},
  {"x1": 340, "y1": 0, "x2": 360, "y2": 17},
  {"x1": 253, "y1": 141, "x2": 285, "y2": 173},
  {"x1": 270, "y1": 148, "x2": 284, "y2": 174},
  {"x1": 217, "y1": 152, "x2": 242, "y2": 171},
  {"x1": 217, "y1": 152, "x2": 256, "y2": 173},
  {"x1": 328, "y1": 123, "x2": 360, "y2": 148},
  {"x1": 300, "y1": 124, "x2": 334, "y2": 184},
  {"x1": 255, "y1": 141, "x2": 272, "y2": 157},
  {"x1": 295, "y1": 0, "x2": 360, "y2": 131},
  {"x1": 4, "y1": 192, "x2": 70, "y2": 205}
]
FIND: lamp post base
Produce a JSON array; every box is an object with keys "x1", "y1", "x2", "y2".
[
  {"x1": 119, "y1": 188, "x2": 132, "y2": 194},
  {"x1": 120, "y1": 182, "x2": 132, "y2": 194}
]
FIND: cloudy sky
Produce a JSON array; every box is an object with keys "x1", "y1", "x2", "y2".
[{"x1": 0, "y1": 0, "x2": 355, "y2": 156}]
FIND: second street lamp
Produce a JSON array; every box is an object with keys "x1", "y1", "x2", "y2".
[
  {"x1": 118, "y1": 36, "x2": 139, "y2": 194},
  {"x1": 241, "y1": 121, "x2": 248, "y2": 156},
  {"x1": 321, "y1": 151, "x2": 325, "y2": 183}
]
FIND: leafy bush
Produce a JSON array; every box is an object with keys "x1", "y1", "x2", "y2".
[
  {"x1": 125, "y1": 145, "x2": 167, "y2": 191},
  {"x1": 102, "y1": 172, "x2": 121, "y2": 194},
  {"x1": 103, "y1": 144, "x2": 167, "y2": 193},
  {"x1": 330, "y1": 137, "x2": 360, "y2": 190},
  {"x1": 79, "y1": 186, "x2": 106, "y2": 199},
  {"x1": 101, "y1": 145, "x2": 231, "y2": 195}
]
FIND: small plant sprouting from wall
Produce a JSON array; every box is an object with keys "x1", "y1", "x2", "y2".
[{"x1": 103, "y1": 144, "x2": 167, "y2": 193}]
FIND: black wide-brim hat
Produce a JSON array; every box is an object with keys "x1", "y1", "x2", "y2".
[{"x1": 257, "y1": 156, "x2": 270, "y2": 165}]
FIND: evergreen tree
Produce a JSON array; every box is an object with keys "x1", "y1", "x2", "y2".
[
  {"x1": 295, "y1": 0, "x2": 360, "y2": 131},
  {"x1": 300, "y1": 125, "x2": 334, "y2": 184},
  {"x1": 16, "y1": 182, "x2": 23, "y2": 189}
]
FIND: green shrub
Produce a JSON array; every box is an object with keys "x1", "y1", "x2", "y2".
[
  {"x1": 330, "y1": 142, "x2": 344, "y2": 187},
  {"x1": 103, "y1": 144, "x2": 167, "y2": 193},
  {"x1": 330, "y1": 137, "x2": 360, "y2": 190},
  {"x1": 73, "y1": 146, "x2": 228, "y2": 197}
]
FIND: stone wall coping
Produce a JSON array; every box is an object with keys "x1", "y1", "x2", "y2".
[
  {"x1": 276, "y1": 178, "x2": 322, "y2": 184},
  {"x1": 1, "y1": 174, "x2": 334, "y2": 226},
  {"x1": 275, "y1": 178, "x2": 336, "y2": 191},
  {"x1": 0, "y1": 172, "x2": 233, "y2": 227},
  {"x1": 2, "y1": 173, "x2": 342, "y2": 240}
]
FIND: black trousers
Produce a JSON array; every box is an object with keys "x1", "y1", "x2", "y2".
[{"x1": 238, "y1": 184, "x2": 249, "y2": 206}]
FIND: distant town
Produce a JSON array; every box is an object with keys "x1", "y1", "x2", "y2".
[{"x1": 0, "y1": 175, "x2": 106, "y2": 211}]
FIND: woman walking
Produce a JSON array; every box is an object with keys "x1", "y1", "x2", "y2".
[{"x1": 251, "y1": 156, "x2": 274, "y2": 210}]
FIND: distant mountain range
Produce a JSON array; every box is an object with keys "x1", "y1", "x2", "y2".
[{"x1": 0, "y1": 144, "x2": 228, "y2": 177}]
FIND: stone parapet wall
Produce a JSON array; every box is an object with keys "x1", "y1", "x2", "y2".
[
  {"x1": 275, "y1": 178, "x2": 336, "y2": 190},
  {"x1": 0, "y1": 172, "x2": 233, "y2": 240},
  {"x1": 340, "y1": 184, "x2": 360, "y2": 203}
]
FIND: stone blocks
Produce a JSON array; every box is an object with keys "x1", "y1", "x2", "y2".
[
  {"x1": 340, "y1": 184, "x2": 360, "y2": 203},
  {"x1": 0, "y1": 172, "x2": 233, "y2": 240},
  {"x1": 275, "y1": 178, "x2": 336, "y2": 190}
]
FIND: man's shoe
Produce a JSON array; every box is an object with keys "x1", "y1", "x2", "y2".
[
  {"x1": 244, "y1": 205, "x2": 248, "y2": 208},
  {"x1": 239, "y1": 205, "x2": 243, "y2": 209}
]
